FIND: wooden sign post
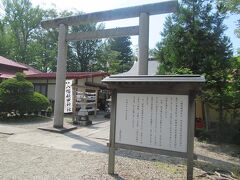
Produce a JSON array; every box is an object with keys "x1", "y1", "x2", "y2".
[{"x1": 103, "y1": 75, "x2": 205, "y2": 180}]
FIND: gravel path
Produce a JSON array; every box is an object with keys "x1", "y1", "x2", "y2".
[
  {"x1": 0, "y1": 133, "x2": 197, "y2": 180},
  {"x1": 0, "y1": 117, "x2": 239, "y2": 180}
]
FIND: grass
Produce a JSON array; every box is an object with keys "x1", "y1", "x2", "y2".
[
  {"x1": 154, "y1": 160, "x2": 240, "y2": 179},
  {"x1": 154, "y1": 161, "x2": 186, "y2": 175},
  {"x1": 232, "y1": 166, "x2": 240, "y2": 180}
]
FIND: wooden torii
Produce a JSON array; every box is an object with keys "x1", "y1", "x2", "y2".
[{"x1": 41, "y1": 1, "x2": 178, "y2": 128}]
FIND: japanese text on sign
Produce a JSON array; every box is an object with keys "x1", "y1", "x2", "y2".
[
  {"x1": 64, "y1": 80, "x2": 73, "y2": 113},
  {"x1": 115, "y1": 93, "x2": 188, "y2": 153}
]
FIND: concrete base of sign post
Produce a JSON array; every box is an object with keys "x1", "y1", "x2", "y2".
[{"x1": 38, "y1": 124, "x2": 77, "y2": 134}]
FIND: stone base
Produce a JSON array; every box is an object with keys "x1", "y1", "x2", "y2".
[
  {"x1": 73, "y1": 115, "x2": 92, "y2": 126},
  {"x1": 73, "y1": 120, "x2": 92, "y2": 126},
  {"x1": 38, "y1": 124, "x2": 77, "y2": 134}
]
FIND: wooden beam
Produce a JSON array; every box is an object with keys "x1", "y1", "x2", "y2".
[
  {"x1": 66, "y1": 26, "x2": 139, "y2": 41},
  {"x1": 41, "y1": 1, "x2": 178, "y2": 29},
  {"x1": 85, "y1": 82, "x2": 108, "y2": 89}
]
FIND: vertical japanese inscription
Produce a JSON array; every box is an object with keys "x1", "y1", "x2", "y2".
[
  {"x1": 115, "y1": 94, "x2": 188, "y2": 153},
  {"x1": 64, "y1": 80, "x2": 73, "y2": 113}
]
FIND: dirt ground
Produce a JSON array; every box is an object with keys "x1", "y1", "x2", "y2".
[{"x1": 0, "y1": 116, "x2": 239, "y2": 180}]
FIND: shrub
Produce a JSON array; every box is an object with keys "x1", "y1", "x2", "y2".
[
  {"x1": 30, "y1": 92, "x2": 50, "y2": 113},
  {"x1": 0, "y1": 73, "x2": 50, "y2": 116},
  {"x1": 0, "y1": 73, "x2": 34, "y2": 113}
]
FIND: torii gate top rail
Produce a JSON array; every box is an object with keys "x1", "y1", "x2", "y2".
[{"x1": 41, "y1": 1, "x2": 177, "y2": 28}]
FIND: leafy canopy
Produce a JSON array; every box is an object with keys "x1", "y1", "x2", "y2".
[{"x1": 153, "y1": 0, "x2": 236, "y2": 137}]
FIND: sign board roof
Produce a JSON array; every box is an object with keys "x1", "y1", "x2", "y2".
[{"x1": 102, "y1": 75, "x2": 206, "y2": 83}]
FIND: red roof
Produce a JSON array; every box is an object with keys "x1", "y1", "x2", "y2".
[
  {"x1": 0, "y1": 71, "x2": 19, "y2": 79},
  {"x1": 0, "y1": 56, "x2": 28, "y2": 70},
  {"x1": 0, "y1": 56, "x2": 42, "y2": 79},
  {"x1": 26, "y1": 72, "x2": 109, "y2": 79},
  {"x1": 17, "y1": 62, "x2": 42, "y2": 75}
]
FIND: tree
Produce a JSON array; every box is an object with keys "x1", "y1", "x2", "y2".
[
  {"x1": 95, "y1": 42, "x2": 121, "y2": 74},
  {"x1": 228, "y1": 56, "x2": 240, "y2": 119},
  {"x1": 217, "y1": 0, "x2": 240, "y2": 13},
  {"x1": 68, "y1": 21, "x2": 104, "y2": 72},
  {"x1": 109, "y1": 36, "x2": 133, "y2": 73},
  {"x1": 28, "y1": 8, "x2": 59, "y2": 72},
  {"x1": 153, "y1": 0, "x2": 233, "y2": 138},
  {"x1": 2, "y1": 0, "x2": 43, "y2": 64},
  {"x1": 217, "y1": 0, "x2": 240, "y2": 38},
  {"x1": 0, "y1": 20, "x2": 14, "y2": 57}
]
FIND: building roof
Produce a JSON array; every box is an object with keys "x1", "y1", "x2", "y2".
[
  {"x1": 0, "y1": 56, "x2": 28, "y2": 70},
  {"x1": 103, "y1": 75, "x2": 206, "y2": 83},
  {"x1": 26, "y1": 72, "x2": 109, "y2": 79},
  {"x1": 17, "y1": 62, "x2": 42, "y2": 75},
  {"x1": 0, "y1": 56, "x2": 42, "y2": 79},
  {"x1": 0, "y1": 71, "x2": 19, "y2": 79}
]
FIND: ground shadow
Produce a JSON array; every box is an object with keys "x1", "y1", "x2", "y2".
[
  {"x1": 109, "y1": 174, "x2": 125, "y2": 180},
  {"x1": 64, "y1": 131, "x2": 108, "y2": 153},
  {"x1": 198, "y1": 142, "x2": 240, "y2": 158},
  {"x1": 196, "y1": 154, "x2": 240, "y2": 172}
]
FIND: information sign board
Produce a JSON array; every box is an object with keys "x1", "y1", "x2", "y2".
[{"x1": 116, "y1": 93, "x2": 188, "y2": 152}]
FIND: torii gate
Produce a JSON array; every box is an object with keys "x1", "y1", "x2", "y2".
[{"x1": 41, "y1": 1, "x2": 178, "y2": 128}]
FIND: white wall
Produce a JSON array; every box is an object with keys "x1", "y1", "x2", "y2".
[{"x1": 29, "y1": 77, "x2": 104, "y2": 100}]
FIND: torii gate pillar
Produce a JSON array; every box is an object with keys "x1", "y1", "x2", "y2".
[
  {"x1": 53, "y1": 24, "x2": 68, "y2": 128},
  {"x1": 138, "y1": 12, "x2": 149, "y2": 75}
]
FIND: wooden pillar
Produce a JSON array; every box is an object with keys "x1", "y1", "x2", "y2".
[
  {"x1": 187, "y1": 92, "x2": 196, "y2": 180},
  {"x1": 108, "y1": 90, "x2": 117, "y2": 174},
  {"x1": 138, "y1": 12, "x2": 149, "y2": 75},
  {"x1": 53, "y1": 24, "x2": 68, "y2": 128}
]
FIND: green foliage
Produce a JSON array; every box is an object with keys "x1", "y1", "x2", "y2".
[
  {"x1": 30, "y1": 92, "x2": 50, "y2": 112},
  {"x1": 158, "y1": 66, "x2": 193, "y2": 75},
  {"x1": 68, "y1": 18, "x2": 104, "y2": 72},
  {"x1": 0, "y1": 73, "x2": 33, "y2": 114},
  {"x1": 2, "y1": 0, "x2": 43, "y2": 64},
  {"x1": 153, "y1": 0, "x2": 238, "y2": 140},
  {"x1": 46, "y1": 106, "x2": 52, "y2": 113},
  {"x1": 154, "y1": 0, "x2": 232, "y2": 74},
  {"x1": 94, "y1": 43, "x2": 121, "y2": 74},
  {"x1": 0, "y1": 73, "x2": 49, "y2": 115},
  {"x1": 0, "y1": 2, "x2": 135, "y2": 73},
  {"x1": 108, "y1": 36, "x2": 133, "y2": 73},
  {"x1": 217, "y1": 0, "x2": 240, "y2": 14},
  {"x1": 217, "y1": 0, "x2": 240, "y2": 38}
]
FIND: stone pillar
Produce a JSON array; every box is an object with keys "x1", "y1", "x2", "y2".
[
  {"x1": 53, "y1": 24, "x2": 68, "y2": 128},
  {"x1": 138, "y1": 12, "x2": 149, "y2": 75}
]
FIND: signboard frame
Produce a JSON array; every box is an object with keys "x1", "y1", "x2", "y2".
[
  {"x1": 115, "y1": 93, "x2": 189, "y2": 154},
  {"x1": 103, "y1": 75, "x2": 205, "y2": 180}
]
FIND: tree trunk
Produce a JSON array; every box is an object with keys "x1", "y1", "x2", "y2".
[{"x1": 218, "y1": 98, "x2": 224, "y2": 140}]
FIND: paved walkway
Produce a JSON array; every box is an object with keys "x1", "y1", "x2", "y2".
[{"x1": 0, "y1": 118, "x2": 110, "y2": 153}]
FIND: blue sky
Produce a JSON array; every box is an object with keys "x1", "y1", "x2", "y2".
[
  {"x1": 1, "y1": 0, "x2": 239, "y2": 55},
  {"x1": 31, "y1": 0, "x2": 239, "y2": 55}
]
